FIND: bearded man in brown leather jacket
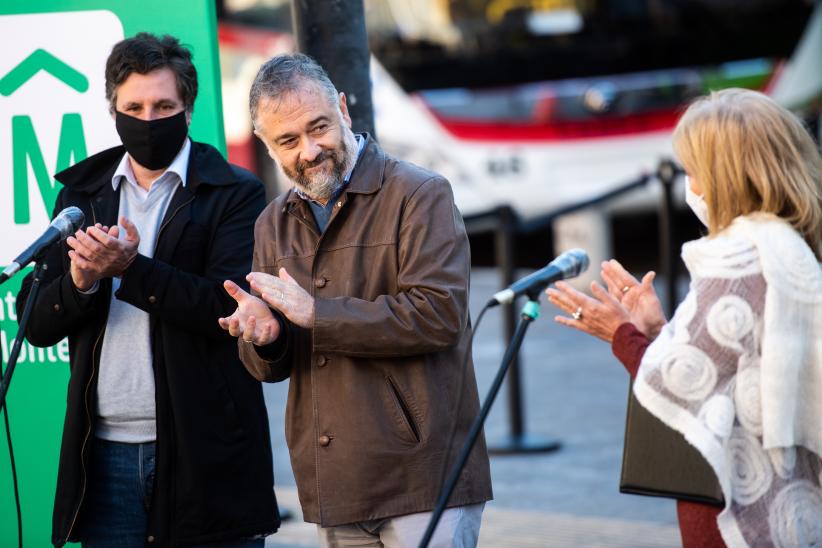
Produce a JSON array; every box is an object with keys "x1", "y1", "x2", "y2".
[{"x1": 218, "y1": 54, "x2": 492, "y2": 547}]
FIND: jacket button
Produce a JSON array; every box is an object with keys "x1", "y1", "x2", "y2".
[
  {"x1": 316, "y1": 355, "x2": 327, "y2": 367},
  {"x1": 319, "y1": 435, "x2": 331, "y2": 447},
  {"x1": 53, "y1": 304, "x2": 61, "y2": 312},
  {"x1": 148, "y1": 295, "x2": 157, "y2": 304},
  {"x1": 314, "y1": 277, "x2": 327, "y2": 288},
  {"x1": 147, "y1": 536, "x2": 155, "y2": 543}
]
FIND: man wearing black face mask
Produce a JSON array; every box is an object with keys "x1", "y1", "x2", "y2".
[{"x1": 16, "y1": 33, "x2": 280, "y2": 547}]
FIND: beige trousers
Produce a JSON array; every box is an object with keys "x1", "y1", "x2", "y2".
[{"x1": 316, "y1": 503, "x2": 485, "y2": 548}]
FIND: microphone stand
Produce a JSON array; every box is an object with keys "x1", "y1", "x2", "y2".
[
  {"x1": 418, "y1": 294, "x2": 542, "y2": 548},
  {"x1": 0, "y1": 262, "x2": 46, "y2": 412}
]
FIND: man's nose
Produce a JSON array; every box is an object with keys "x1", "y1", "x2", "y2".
[
  {"x1": 139, "y1": 108, "x2": 159, "y2": 121},
  {"x1": 299, "y1": 138, "x2": 322, "y2": 163}
]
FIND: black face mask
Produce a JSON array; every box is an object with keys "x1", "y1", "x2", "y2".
[{"x1": 115, "y1": 110, "x2": 188, "y2": 170}]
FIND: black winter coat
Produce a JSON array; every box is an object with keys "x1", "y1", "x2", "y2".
[{"x1": 16, "y1": 142, "x2": 280, "y2": 547}]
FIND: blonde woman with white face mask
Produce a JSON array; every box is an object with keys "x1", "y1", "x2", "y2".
[
  {"x1": 547, "y1": 88, "x2": 822, "y2": 548},
  {"x1": 684, "y1": 175, "x2": 710, "y2": 227}
]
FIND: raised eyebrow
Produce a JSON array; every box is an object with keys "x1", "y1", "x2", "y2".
[
  {"x1": 275, "y1": 116, "x2": 332, "y2": 144},
  {"x1": 309, "y1": 115, "x2": 331, "y2": 127}
]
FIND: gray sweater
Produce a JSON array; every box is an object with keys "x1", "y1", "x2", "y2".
[{"x1": 94, "y1": 140, "x2": 189, "y2": 442}]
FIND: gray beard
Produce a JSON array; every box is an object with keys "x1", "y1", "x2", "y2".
[
  {"x1": 292, "y1": 168, "x2": 342, "y2": 202},
  {"x1": 287, "y1": 129, "x2": 359, "y2": 203}
]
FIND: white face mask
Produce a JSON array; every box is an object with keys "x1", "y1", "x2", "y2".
[{"x1": 685, "y1": 176, "x2": 709, "y2": 227}]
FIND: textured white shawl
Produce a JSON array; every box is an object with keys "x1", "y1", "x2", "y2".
[{"x1": 634, "y1": 214, "x2": 822, "y2": 548}]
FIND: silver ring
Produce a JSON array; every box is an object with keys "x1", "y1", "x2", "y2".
[
  {"x1": 622, "y1": 285, "x2": 630, "y2": 294},
  {"x1": 278, "y1": 290, "x2": 285, "y2": 302},
  {"x1": 572, "y1": 306, "x2": 583, "y2": 321}
]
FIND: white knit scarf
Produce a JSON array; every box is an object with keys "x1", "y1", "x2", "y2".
[{"x1": 634, "y1": 214, "x2": 822, "y2": 547}]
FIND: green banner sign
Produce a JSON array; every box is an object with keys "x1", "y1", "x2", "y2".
[{"x1": 0, "y1": 1, "x2": 226, "y2": 545}]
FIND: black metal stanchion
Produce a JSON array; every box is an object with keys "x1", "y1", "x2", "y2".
[
  {"x1": 656, "y1": 160, "x2": 679, "y2": 316},
  {"x1": 0, "y1": 262, "x2": 45, "y2": 412},
  {"x1": 488, "y1": 207, "x2": 560, "y2": 454},
  {"x1": 419, "y1": 297, "x2": 542, "y2": 548}
]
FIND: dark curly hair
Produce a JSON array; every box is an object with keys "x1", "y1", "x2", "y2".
[{"x1": 105, "y1": 32, "x2": 198, "y2": 114}]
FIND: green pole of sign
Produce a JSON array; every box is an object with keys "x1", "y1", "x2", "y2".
[{"x1": 0, "y1": 2, "x2": 226, "y2": 545}]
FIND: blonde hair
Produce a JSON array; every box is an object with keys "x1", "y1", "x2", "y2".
[{"x1": 672, "y1": 88, "x2": 822, "y2": 258}]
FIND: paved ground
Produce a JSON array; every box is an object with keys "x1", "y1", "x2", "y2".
[{"x1": 262, "y1": 268, "x2": 683, "y2": 547}]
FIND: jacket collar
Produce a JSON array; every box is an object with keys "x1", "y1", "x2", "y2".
[
  {"x1": 285, "y1": 133, "x2": 385, "y2": 206},
  {"x1": 55, "y1": 141, "x2": 239, "y2": 194}
]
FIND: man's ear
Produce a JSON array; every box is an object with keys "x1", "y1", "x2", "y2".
[
  {"x1": 252, "y1": 128, "x2": 266, "y2": 149},
  {"x1": 338, "y1": 92, "x2": 352, "y2": 128}
]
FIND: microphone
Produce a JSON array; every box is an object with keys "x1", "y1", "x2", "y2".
[
  {"x1": 1, "y1": 206, "x2": 85, "y2": 283},
  {"x1": 489, "y1": 248, "x2": 590, "y2": 307}
]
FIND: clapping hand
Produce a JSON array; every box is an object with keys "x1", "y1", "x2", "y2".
[
  {"x1": 247, "y1": 268, "x2": 314, "y2": 328},
  {"x1": 545, "y1": 259, "x2": 668, "y2": 343},
  {"x1": 67, "y1": 217, "x2": 139, "y2": 290},
  {"x1": 546, "y1": 280, "x2": 631, "y2": 343},
  {"x1": 218, "y1": 281, "x2": 281, "y2": 345},
  {"x1": 600, "y1": 260, "x2": 666, "y2": 340}
]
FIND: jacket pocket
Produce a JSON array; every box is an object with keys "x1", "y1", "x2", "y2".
[{"x1": 385, "y1": 376, "x2": 421, "y2": 444}]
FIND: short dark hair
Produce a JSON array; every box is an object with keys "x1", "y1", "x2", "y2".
[
  {"x1": 105, "y1": 32, "x2": 198, "y2": 113},
  {"x1": 249, "y1": 53, "x2": 338, "y2": 127}
]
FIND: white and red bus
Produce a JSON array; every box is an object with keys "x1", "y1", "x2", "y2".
[{"x1": 217, "y1": 0, "x2": 821, "y2": 264}]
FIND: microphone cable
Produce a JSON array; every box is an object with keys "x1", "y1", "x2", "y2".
[
  {"x1": 3, "y1": 400, "x2": 23, "y2": 548},
  {"x1": 434, "y1": 301, "x2": 491, "y2": 506}
]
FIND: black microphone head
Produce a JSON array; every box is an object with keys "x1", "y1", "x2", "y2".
[
  {"x1": 551, "y1": 248, "x2": 590, "y2": 278},
  {"x1": 50, "y1": 206, "x2": 85, "y2": 238}
]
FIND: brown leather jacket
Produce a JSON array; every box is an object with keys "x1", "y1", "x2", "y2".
[{"x1": 239, "y1": 136, "x2": 492, "y2": 526}]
